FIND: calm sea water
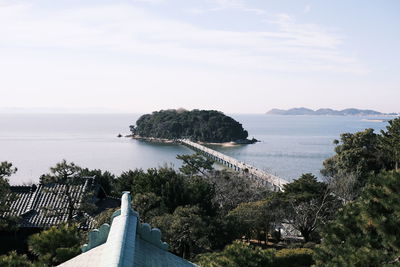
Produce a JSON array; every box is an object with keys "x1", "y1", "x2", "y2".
[{"x1": 0, "y1": 113, "x2": 392, "y2": 184}]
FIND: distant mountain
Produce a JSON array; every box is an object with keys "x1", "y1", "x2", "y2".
[{"x1": 266, "y1": 108, "x2": 390, "y2": 116}]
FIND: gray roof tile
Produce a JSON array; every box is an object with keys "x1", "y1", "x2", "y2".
[{"x1": 4, "y1": 178, "x2": 98, "y2": 229}]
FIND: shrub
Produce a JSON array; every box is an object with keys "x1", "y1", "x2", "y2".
[
  {"x1": 275, "y1": 248, "x2": 314, "y2": 267},
  {"x1": 195, "y1": 242, "x2": 275, "y2": 267},
  {"x1": 28, "y1": 224, "x2": 81, "y2": 266},
  {"x1": 196, "y1": 242, "x2": 315, "y2": 267},
  {"x1": 0, "y1": 251, "x2": 32, "y2": 267}
]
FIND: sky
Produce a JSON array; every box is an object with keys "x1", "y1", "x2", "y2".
[{"x1": 0, "y1": 0, "x2": 399, "y2": 114}]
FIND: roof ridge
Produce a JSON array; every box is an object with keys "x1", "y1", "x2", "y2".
[
  {"x1": 25, "y1": 184, "x2": 41, "y2": 212},
  {"x1": 81, "y1": 192, "x2": 169, "y2": 255},
  {"x1": 82, "y1": 223, "x2": 111, "y2": 253},
  {"x1": 137, "y1": 223, "x2": 169, "y2": 250}
]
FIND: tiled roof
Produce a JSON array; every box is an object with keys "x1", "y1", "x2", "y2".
[
  {"x1": 59, "y1": 192, "x2": 197, "y2": 267},
  {"x1": 4, "y1": 178, "x2": 98, "y2": 229}
]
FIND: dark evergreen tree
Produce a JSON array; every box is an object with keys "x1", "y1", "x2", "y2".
[
  {"x1": 79, "y1": 168, "x2": 115, "y2": 196},
  {"x1": 28, "y1": 224, "x2": 81, "y2": 266},
  {"x1": 314, "y1": 171, "x2": 400, "y2": 266},
  {"x1": 151, "y1": 205, "x2": 210, "y2": 260},
  {"x1": 276, "y1": 174, "x2": 341, "y2": 242},
  {"x1": 130, "y1": 109, "x2": 249, "y2": 142},
  {"x1": 0, "y1": 161, "x2": 18, "y2": 230},
  {"x1": 177, "y1": 153, "x2": 213, "y2": 177},
  {"x1": 381, "y1": 117, "x2": 400, "y2": 171},
  {"x1": 0, "y1": 251, "x2": 32, "y2": 267},
  {"x1": 40, "y1": 160, "x2": 96, "y2": 225},
  {"x1": 321, "y1": 129, "x2": 387, "y2": 201},
  {"x1": 114, "y1": 167, "x2": 216, "y2": 216}
]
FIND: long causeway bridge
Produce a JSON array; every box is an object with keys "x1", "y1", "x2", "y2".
[{"x1": 178, "y1": 139, "x2": 289, "y2": 191}]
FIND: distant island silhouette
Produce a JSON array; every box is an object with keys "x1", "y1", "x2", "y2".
[{"x1": 266, "y1": 108, "x2": 397, "y2": 116}]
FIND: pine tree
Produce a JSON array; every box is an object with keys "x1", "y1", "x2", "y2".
[
  {"x1": 278, "y1": 174, "x2": 341, "y2": 242},
  {"x1": 381, "y1": 117, "x2": 400, "y2": 171},
  {"x1": 40, "y1": 160, "x2": 96, "y2": 225},
  {"x1": 0, "y1": 161, "x2": 18, "y2": 230},
  {"x1": 314, "y1": 171, "x2": 400, "y2": 266},
  {"x1": 28, "y1": 224, "x2": 81, "y2": 266},
  {"x1": 0, "y1": 251, "x2": 32, "y2": 267}
]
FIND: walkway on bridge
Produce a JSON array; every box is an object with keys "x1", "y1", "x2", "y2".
[{"x1": 178, "y1": 139, "x2": 289, "y2": 191}]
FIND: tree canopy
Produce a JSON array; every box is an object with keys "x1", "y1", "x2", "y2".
[
  {"x1": 322, "y1": 128, "x2": 387, "y2": 201},
  {"x1": 39, "y1": 160, "x2": 96, "y2": 225},
  {"x1": 195, "y1": 242, "x2": 314, "y2": 267},
  {"x1": 0, "y1": 251, "x2": 32, "y2": 267},
  {"x1": 276, "y1": 174, "x2": 341, "y2": 242},
  {"x1": 28, "y1": 224, "x2": 81, "y2": 266},
  {"x1": 0, "y1": 161, "x2": 18, "y2": 231},
  {"x1": 314, "y1": 171, "x2": 400, "y2": 266},
  {"x1": 130, "y1": 109, "x2": 249, "y2": 142},
  {"x1": 381, "y1": 117, "x2": 400, "y2": 171},
  {"x1": 321, "y1": 117, "x2": 400, "y2": 202}
]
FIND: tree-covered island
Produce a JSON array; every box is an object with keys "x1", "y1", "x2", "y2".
[{"x1": 130, "y1": 109, "x2": 257, "y2": 143}]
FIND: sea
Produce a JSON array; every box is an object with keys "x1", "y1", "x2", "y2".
[{"x1": 0, "y1": 113, "x2": 393, "y2": 185}]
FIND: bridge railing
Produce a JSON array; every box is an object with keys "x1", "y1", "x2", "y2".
[{"x1": 178, "y1": 139, "x2": 289, "y2": 191}]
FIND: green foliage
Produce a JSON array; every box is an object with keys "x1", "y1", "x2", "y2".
[
  {"x1": 195, "y1": 241, "x2": 275, "y2": 267},
  {"x1": 196, "y1": 242, "x2": 314, "y2": 267},
  {"x1": 0, "y1": 161, "x2": 18, "y2": 231},
  {"x1": 277, "y1": 174, "x2": 341, "y2": 242},
  {"x1": 0, "y1": 161, "x2": 17, "y2": 180},
  {"x1": 321, "y1": 117, "x2": 400, "y2": 203},
  {"x1": 151, "y1": 205, "x2": 210, "y2": 259},
  {"x1": 381, "y1": 117, "x2": 400, "y2": 171},
  {"x1": 224, "y1": 174, "x2": 336, "y2": 245},
  {"x1": 209, "y1": 169, "x2": 269, "y2": 214},
  {"x1": 205, "y1": 214, "x2": 242, "y2": 251},
  {"x1": 322, "y1": 128, "x2": 385, "y2": 178},
  {"x1": 113, "y1": 161, "x2": 268, "y2": 259},
  {"x1": 93, "y1": 208, "x2": 118, "y2": 229},
  {"x1": 0, "y1": 162, "x2": 16, "y2": 203},
  {"x1": 131, "y1": 109, "x2": 248, "y2": 142},
  {"x1": 40, "y1": 160, "x2": 82, "y2": 185},
  {"x1": 132, "y1": 192, "x2": 165, "y2": 223},
  {"x1": 79, "y1": 168, "x2": 115, "y2": 196},
  {"x1": 114, "y1": 164, "x2": 268, "y2": 257},
  {"x1": 321, "y1": 128, "x2": 388, "y2": 200},
  {"x1": 115, "y1": 167, "x2": 216, "y2": 216},
  {"x1": 28, "y1": 224, "x2": 81, "y2": 266},
  {"x1": 314, "y1": 171, "x2": 400, "y2": 266},
  {"x1": 0, "y1": 251, "x2": 32, "y2": 267},
  {"x1": 228, "y1": 199, "x2": 274, "y2": 242},
  {"x1": 274, "y1": 248, "x2": 314, "y2": 267},
  {"x1": 39, "y1": 160, "x2": 96, "y2": 224},
  {"x1": 177, "y1": 153, "x2": 213, "y2": 176}
]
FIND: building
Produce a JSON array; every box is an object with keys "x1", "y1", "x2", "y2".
[
  {"x1": 0, "y1": 178, "x2": 119, "y2": 254},
  {"x1": 4, "y1": 177, "x2": 119, "y2": 230},
  {"x1": 59, "y1": 192, "x2": 197, "y2": 267}
]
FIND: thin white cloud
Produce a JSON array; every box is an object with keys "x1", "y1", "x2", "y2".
[
  {"x1": 304, "y1": 4, "x2": 311, "y2": 14},
  {"x1": 211, "y1": 0, "x2": 266, "y2": 14},
  {"x1": 191, "y1": 0, "x2": 266, "y2": 15},
  {"x1": 132, "y1": 0, "x2": 165, "y2": 4},
  {"x1": 0, "y1": 3, "x2": 366, "y2": 74}
]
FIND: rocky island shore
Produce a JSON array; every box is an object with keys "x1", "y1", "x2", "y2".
[{"x1": 128, "y1": 109, "x2": 258, "y2": 145}]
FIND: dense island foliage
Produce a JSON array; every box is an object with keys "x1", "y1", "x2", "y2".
[{"x1": 130, "y1": 109, "x2": 249, "y2": 142}]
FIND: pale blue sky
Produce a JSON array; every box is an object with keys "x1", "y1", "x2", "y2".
[{"x1": 0, "y1": 0, "x2": 399, "y2": 113}]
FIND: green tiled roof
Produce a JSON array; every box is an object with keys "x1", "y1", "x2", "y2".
[{"x1": 59, "y1": 192, "x2": 197, "y2": 267}]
